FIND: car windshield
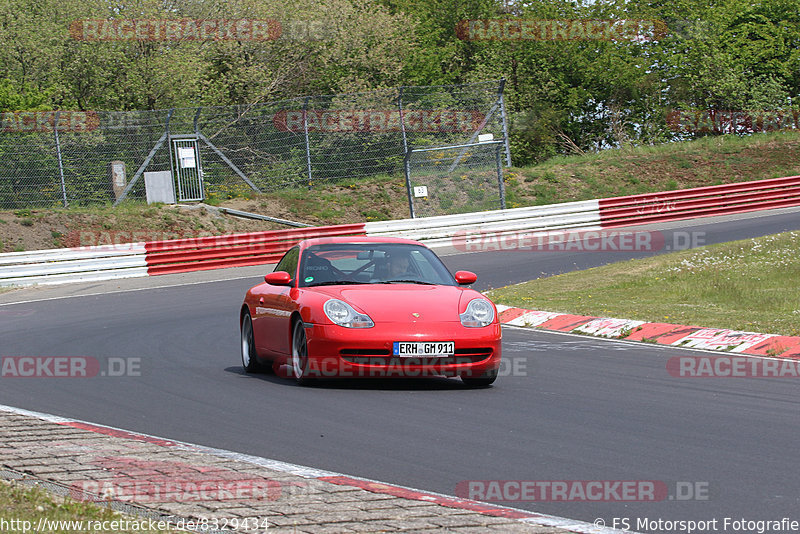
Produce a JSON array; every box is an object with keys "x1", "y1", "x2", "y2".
[{"x1": 298, "y1": 243, "x2": 457, "y2": 287}]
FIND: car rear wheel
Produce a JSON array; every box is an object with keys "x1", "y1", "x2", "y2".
[
  {"x1": 292, "y1": 320, "x2": 315, "y2": 386},
  {"x1": 461, "y1": 368, "x2": 498, "y2": 388},
  {"x1": 241, "y1": 312, "x2": 263, "y2": 373}
]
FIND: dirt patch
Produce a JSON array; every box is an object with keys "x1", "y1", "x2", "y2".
[{"x1": 0, "y1": 205, "x2": 289, "y2": 253}]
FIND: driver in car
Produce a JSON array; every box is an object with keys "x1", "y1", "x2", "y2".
[{"x1": 388, "y1": 252, "x2": 413, "y2": 278}]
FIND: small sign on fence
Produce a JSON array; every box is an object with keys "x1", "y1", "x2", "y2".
[{"x1": 178, "y1": 147, "x2": 196, "y2": 168}]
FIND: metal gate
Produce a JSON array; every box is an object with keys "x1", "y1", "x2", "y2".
[
  {"x1": 404, "y1": 140, "x2": 506, "y2": 218},
  {"x1": 170, "y1": 136, "x2": 204, "y2": 201}
]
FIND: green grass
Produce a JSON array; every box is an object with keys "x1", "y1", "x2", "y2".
[
  {"x1": 486, "y1": 231, "x2": 800, "y2": 337},
  {"x1": 0, "y1": 480, "x2": 178, "y2": 533}
]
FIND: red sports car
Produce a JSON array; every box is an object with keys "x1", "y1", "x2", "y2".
[{"x1": 240, "y1": 237, "x2": 502, "y2": 386}]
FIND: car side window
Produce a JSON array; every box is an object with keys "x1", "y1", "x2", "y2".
[{"x1": 274, "y1": 247, "x2": 299, "y2": 280}]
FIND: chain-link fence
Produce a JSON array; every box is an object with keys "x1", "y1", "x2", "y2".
[
  {"x1": 406, "y1": 140, "x2": 506, "y2": 218},
  {"x1": 0, "y1": 80, "x2": 509, "y2": 213}
]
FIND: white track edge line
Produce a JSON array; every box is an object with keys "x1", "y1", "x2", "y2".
[{"x1": 0, "y1": 272, "x2": 269, "y2": 307}]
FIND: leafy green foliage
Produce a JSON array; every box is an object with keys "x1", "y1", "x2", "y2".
[{"x1": 0, "y1": 0, "x2": 797, "y2": 165}]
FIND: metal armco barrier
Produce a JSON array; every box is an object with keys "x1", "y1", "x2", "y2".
[
  {"x1": 0, "y1": 224, "x2": 366, "y2": 286},
  {"x1": 364, "y1": 199, "x2": 602, "y2": 247},
  {"x1": 145, "y1": 224, "x2": 366, "y2": 275},
  {"x1": 599, "y1": 175, "x2": 800, "y2": 227},
  {"x1": 2, "y1": 175, "x2": 800, "y2": 287},
  {"x1": 0, "y1": 245, "x2": 148, "y2": 286}
]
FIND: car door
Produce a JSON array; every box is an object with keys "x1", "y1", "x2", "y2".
[{"x1": 253, "y1": 247, "x2": 299, "y2": 357}]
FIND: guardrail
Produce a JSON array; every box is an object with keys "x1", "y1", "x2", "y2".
[
  {"x1": 0, "y1": 245, "x2": 148, "y2": 286},
  {"x1": 599, "y1": 175, "x2": 800, "y2": 227},
  {"x1": 365, "y1": 199, "x2": 601, "y2": 247},
  {"x1": 145, "y1": 224, "x2": 366, "y2": 275},
  {"x1": 2, "y1": 175, "x2": 799, "y2": 287},
  {"x1": 0, "y1": 225, "x2": 367, "y2": 286}
]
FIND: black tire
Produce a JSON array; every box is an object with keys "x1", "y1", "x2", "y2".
[
  {"x1": 461, "y1": 368, "x2": 498, "y2": 388},
  {"x1": 241, "y1": 312, "x2": 263, "y2": 373},
  {"x1": 291, "y1": 320, "x2": 315, "y2": 386}
]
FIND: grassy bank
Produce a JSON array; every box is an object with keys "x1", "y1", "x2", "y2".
[
  {"x1": 507, "y1": 130, "x2": 800, "y2": 207},
  {"x1": 486, "y1": 231, "x2": 800, "y2": 337}
]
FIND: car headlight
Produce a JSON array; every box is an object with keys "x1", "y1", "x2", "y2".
[
  {"x1": 324, "y1": 299, "x2": 374, "y2": 328},
  {"x1": 460, "y1": 298, "x2": 495, "y2": 327}
]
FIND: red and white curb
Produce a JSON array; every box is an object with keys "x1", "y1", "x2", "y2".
[
  {"x1": 496, "y1": 305, "x2": 800, "y2": 359},
  {"x1": 0, "y1": 403, "x2": 621, "y2": 534}
]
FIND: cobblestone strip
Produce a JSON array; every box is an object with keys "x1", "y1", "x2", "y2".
[{"x1": 0, "y1": 407, "x2": 606, "y2": 533}]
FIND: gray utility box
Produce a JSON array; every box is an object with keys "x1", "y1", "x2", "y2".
[{"x1": 144, "y1": 171, "x2": 176, "y2": 204}]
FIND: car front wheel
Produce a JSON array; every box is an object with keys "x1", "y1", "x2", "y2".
[
  {"x1": 241, "y1": 312, "x2": 262, "y2": 373},
  {"x1": 291, "y1": 320, "x2": 315, "y2": 386}
]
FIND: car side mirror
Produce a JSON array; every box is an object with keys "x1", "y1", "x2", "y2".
[
  {"x1": 454, "y1": 271, "x2": 477, "y2": 285},
  {"x1": 265, "y1": 271, "x2": 292, "y2": 285}
]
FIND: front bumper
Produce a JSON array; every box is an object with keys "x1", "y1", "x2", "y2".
[{"x1": 303, "y1": 321, "x2": 502, "y2": 379}]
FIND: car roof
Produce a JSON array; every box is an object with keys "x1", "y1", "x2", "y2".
[{"x1": 298, "y1": 236, "x2": 425, "y2": 248}]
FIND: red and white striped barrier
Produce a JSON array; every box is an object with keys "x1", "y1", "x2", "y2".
[
  {"x1": 599, "y1": 175, "x2": 800, "y2": 227},
  {"x1": 0, "y1": 224, "x2": 366, "y2": 286},
  {"x1": 144, "y1": 224, "x2": 366, "y2": 276},
  {"x1": 2, "y1": 174, "x2": 799, "y2": 286}
]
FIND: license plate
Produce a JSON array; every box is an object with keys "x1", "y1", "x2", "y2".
[{"x1": 393, "y1": 341, "x2": 455, "y2": 357}]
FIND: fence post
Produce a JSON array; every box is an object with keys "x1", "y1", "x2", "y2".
[
  {"x1": 53, "y1": 111, "x2": 68, "y2": 208},
  {"x1": 398, "y1": 87, "x2": 409, "y2": 154},
  {"x1": 495, "y1": 144, "x2": 506, "y2": 209},
  {"x1": 498, "y1": 79, "x2": 512, "y2": 167},
  {"x1": 303, "y1": 97, "x2": 312, "y2": 190},
  {"x1": 193, "y1": 107, "x2": 201, "y2": 134},
  {"x1": 404, "y1": 149, "x2": 415, "y2": 219},
  {"x1": 167, "y1": 108, "x2": 176, "y2": 199},
  {"x1": 398, "y1": 87, "x2": 415, "y2": 218}
]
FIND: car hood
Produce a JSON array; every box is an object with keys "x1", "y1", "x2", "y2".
[{"x1": 309, "y1": 284, "x2": 471, "y2": 323}]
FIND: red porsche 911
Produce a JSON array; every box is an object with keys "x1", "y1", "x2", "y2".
[{"x1": 240, "y1": 237, "x2": 502, "y2": 387}]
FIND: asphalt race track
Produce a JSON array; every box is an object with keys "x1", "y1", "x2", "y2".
[{"x1": 2, "y1": 210, "x2": 800, "y2": 531}]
